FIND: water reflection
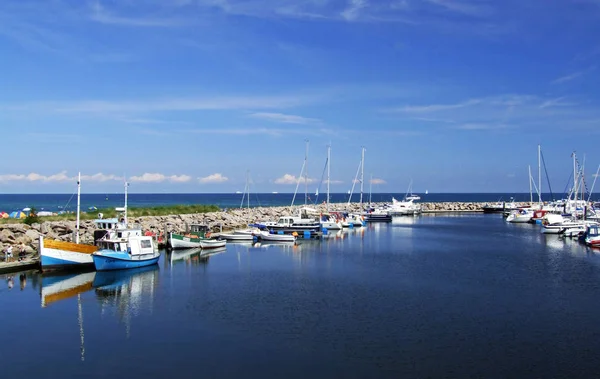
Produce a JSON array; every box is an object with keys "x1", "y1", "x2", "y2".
[{"x1": 94, "y1": 266, "x2": 160, "y2": 337}]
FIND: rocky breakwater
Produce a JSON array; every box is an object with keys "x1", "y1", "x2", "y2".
[
  {"x1": 420, "y1": 202, "x2": 529, "y2": 212},
  {"x1": 0, "y1": 201, "x2": 531, "y2": 255}
]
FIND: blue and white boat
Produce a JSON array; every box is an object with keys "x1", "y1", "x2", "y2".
[{"x1": 92, "y1": 232, "x2": 160, "y2": 271}]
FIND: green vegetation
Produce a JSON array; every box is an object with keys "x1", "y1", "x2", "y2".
[
  {"x1": 23, "y1": 206, "x2": 40, "y2": 226},
  {"x1": 0, "y1": 204, "x2": 221, "y2": 224}
]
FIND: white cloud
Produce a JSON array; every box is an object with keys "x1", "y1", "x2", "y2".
[
  {"x1": 370, "y1": 178, "x2": 386, "y2": 184},
  {"x1": 81, "y1": 173, "x2": 121, "y2": 182},
  {"x1": 199, "y1": 173, "x2": 228, "y2": 183},
  {"x1": 0, "y1": 171, "x2": 71, "y2": 182},
  {"x1": 274, "y1": 174, "x2": 316, "y2": 185},
  {"x1": 130, "y1": 173, "x2": 192, "y2": 183},
  {"x1": 248, "y1": 112, "x2": 322, "y2": 125},
  {"x1": 551, "y1": 71, "x2": 584, "y2": 84}
]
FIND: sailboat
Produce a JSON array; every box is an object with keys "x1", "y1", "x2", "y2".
[
  {"x1": 319, "y1": 144, "x2": 342, "y2": 231},
  {"x1": 39, "y1": 172, "x2": 98, "y2": 271}
]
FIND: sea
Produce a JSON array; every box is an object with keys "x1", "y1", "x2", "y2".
[
  {"x1": 3, "y1": 213, "x2": 600, "y2": 378},
  {"x1": 0, "y1": 192, "x2": 593, "y2": 213}
]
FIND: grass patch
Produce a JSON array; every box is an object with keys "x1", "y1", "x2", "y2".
[{"x1": 0, "y1": 204, "x2": 221, "y2": 224}]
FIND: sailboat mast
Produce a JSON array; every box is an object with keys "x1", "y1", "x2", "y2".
[
  {"x1": 369, "y1": 173, "x2": 373, "y2": 205},
  {"x1": 76, "y1": 172, "x2": 81, "y2": 244},
  {"x1": 247, "y1": 170, "x2": 250, "y2": 209},
  {"x1": 327, "y1": 144, "x2": 331, "y2": 211},
  {"x1": 124, "y1": 179, "x2": 129, "y2": 226},
  {"x1": 538, "y1": 144, "x2": 542, "y2": 205},
  {"x1": 359, "y1": 147, "x2": 365, "y2": 208},
  {"x1": 528, "y1": 165, "x2": 533, "y2": 206},
  {"x1": 305, "y1": 139, "x2": 309, "y2": 206}
]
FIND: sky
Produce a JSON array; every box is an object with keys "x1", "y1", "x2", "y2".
[{"x1": 1, "y1": 0, "x2": 599, "y2": 194}]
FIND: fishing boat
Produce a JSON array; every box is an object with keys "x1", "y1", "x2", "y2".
[
  {"x1": 506, "y1": 208, "x2": 534, "y2": 223},
  {"x1": 92, "y1": 233, "x2": 160, "y2": 271},
  {"x1": 169, "y1": 223, "x2": 217, "y2": 249}
]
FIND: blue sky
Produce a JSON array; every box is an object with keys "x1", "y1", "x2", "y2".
[{"x1": 1, "y1": 0, "x2": 599, "y2": 194}]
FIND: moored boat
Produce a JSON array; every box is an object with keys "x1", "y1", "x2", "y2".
[
  {"x1": 256, "y1": 231, "x2": 296, "y2": 242},
  {"x1": 169, "y1": 223, "x2": 223, "y2": 249},
  {"x1": 92, "y1": 234, "x2": 160, "y2": 271}
]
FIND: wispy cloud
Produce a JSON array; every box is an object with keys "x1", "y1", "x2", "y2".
[
  {"x1": 89, "y1": 2, "x2": 182, "y2": 27},
  {"x1": 551, "y1": 66, "x2": 596, "y2": 84},
  {"x1": 539, "y1": 97, "x2": 575, "y2": 109},
  {"x1": 274, "y1": 174, "x2": 316, "y2": 185},
  {"x1": 388, "y1": 99, "x2": 482, "y2": 113},
  {"x1": 130, "y1": 173, "x2": 192, "y2": 183},
  {"x1": 424, "y1": 0, "x2": 493, "y2": 17},
  {"x1": 1, "y1": 94, "x2": 316, "y2": 114},
  {"x1": 199, "y1": 173, "x2": 229, "y2": 183},
  {"x1": 370, "y1": 178, "x2": 386, "y2": 184},
  {"x1": 341, "y1": 0, "x2": 369, "y2": 21},
  {"x1": 248, "y1": 112, "x2": 322, "y2": 125}
]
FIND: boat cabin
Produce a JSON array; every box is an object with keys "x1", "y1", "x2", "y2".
[
  {"x1": 97, "y1": 235, "x2": 155, "y2": 256},
  {"x1": 186, "y1": 224, "x2": 210, "y2": 238}
]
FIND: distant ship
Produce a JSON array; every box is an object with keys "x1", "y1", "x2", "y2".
[
  {"x1": 425, "y1": 190, "x2": 429, "y2": 195},
  {"x1": 272, "y1": 191, "x2": 278, "y2": 194},
  {"x1": 235, "y1": 191, "x2": 242, "y2": 194}
]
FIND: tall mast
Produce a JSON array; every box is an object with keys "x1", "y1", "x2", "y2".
[
  {"x1": 327, "y1": 144, "x2": 331, "y2": 211},
  {"x1": 369, "y1": 173, "x2": 373, "y2": 205},
  {"x1": 124, "y1": 178, "x2": 129, "y2": 226},
  {"x1": 247, "y1": 170, "x2": 250, "y2": 209},
  {"x1": 538, "y1": 144, "x2": 542, "y2": 205},
  {"x1": 528, "y1": 165, "x2": 533, "y2": 206},
  {"x1": 359, "y1": 147, "x2": 365, "y2": 208},
  {"x1": 305, "y1": 139, "x2": 309, "y2": 206},
  {"x1": 76, "y1": 172, "x2": 81, "y2": 244}
]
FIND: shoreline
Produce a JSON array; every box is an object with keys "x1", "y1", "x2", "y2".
[{"x1": 0, "y1": 201, "x2": 528, "y2": 274}]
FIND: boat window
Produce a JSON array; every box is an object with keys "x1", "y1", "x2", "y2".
[{"x1": 140, "y1": 239, "x2": 152, "y2": 249}]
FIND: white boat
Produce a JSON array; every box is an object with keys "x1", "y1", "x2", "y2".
[
  {"x1": 198, "y1": 239, "x2": 227, "y2": 249},
  {"x1": 219, "y1": 233, "x2": 254, "y2": 241},
  {"x1": 389, "y1": 195, "x2": 422, "y2": 216},
  {"x1": 39, "y1": 173, "x2": 97, "y2": 271},
  {"x1": 506, "y1": 208, "x2": 534, "y2": 223},
  {"x1": 257, "y1": 231, "x2": 296, "y2": 242}
]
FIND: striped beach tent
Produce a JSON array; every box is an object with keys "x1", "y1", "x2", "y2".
[
  {"x1": 0, "y1": 211, "x2": 8, "y2": 218},
  {"x1": 9, "y1": 211, "x2": 27, "y2": 219}
]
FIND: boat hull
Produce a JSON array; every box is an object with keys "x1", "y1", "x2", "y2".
[
  {"x1": 169, "y1": 233, "x2": 203, "y2": 249},
  {"x1": 219, "y1": 233, "x2": 254, "y2": 241},
  {"x1": 198, "y1": 239, "x2": 227, "y2": 249},
  {"x1": 39, "y1": 237, "x2": 97, "y2": 271},
  {"x1": 92, "y1": 252, "x2": 160, "y2": 271},
  {"x1": 259, "y1": 233, "x2": 296, "y2": 242}
]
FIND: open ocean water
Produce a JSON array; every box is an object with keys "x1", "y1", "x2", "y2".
[
  {"x1": 3, "y1": 213, "x2": 600, "y2": 378},
  {"x1": 0, "y1": 192, "x2": 597, "y2": 212}
]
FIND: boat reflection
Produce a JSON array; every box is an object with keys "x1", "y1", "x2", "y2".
[
  {"x1": 40, "y1": 271, "x2": 96, "y2": 308},
  {"x1": 169, "y1": 247, "x2": 203, "y2": 265},
  {"x1": 94, "y1": 265, "x2": 160, "y2": 337}
]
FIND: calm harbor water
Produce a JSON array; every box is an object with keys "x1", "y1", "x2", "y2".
[{"x1": 3, "y1": 213, "x2": 600, "y2": 378}]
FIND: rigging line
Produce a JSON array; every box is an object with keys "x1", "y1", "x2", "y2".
[{"x1": 540, "y1": 149, "x2": 555, "y2": 201}]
